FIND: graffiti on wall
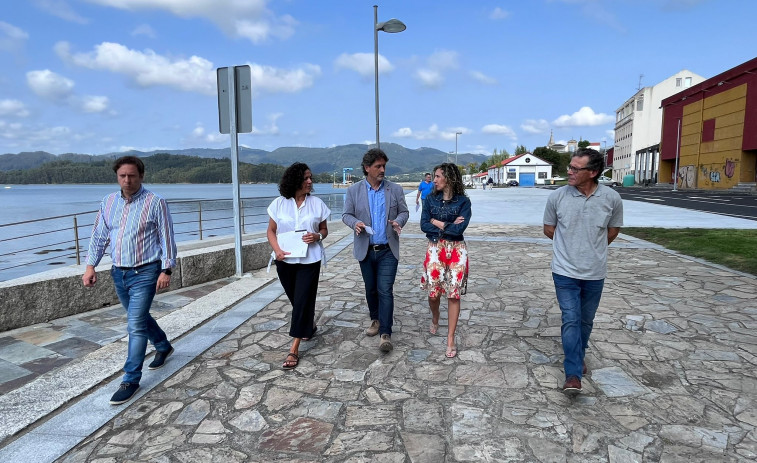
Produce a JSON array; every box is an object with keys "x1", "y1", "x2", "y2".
[
  {"x1": 677, "y1": 165, "x2": 696, "y2": 188},
  {"x1": 724, "y1": 159, "x2": 735, "y2": 178}
]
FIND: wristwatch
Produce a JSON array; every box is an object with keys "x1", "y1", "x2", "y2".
[
  {"x1": 162, "y1": 268, "x2": 172, "y2": 275},
  {"x1": 317, "y1": 232, "x2": 323, "y2": 241}
]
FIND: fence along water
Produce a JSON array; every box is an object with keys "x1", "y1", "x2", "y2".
[{"x1": 0, "y1": 193, "x2": 346, "y2": 282}]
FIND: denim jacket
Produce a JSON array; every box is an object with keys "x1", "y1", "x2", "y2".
[{"x1": 420, "y1": 193, "x2": 472, "y2": 242}]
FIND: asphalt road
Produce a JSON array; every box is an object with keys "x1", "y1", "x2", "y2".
[{"x1": 614, "y1": 188, "x2": 757, "y2": 221}]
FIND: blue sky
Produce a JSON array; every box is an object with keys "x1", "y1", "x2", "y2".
[{"x1": 1, "y1": 0, "x2": 755, "y2": 157}]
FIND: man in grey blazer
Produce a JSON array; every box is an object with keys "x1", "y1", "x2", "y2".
[{"x1": 342, "y1": 148, "x2": 409, "y2": 352}]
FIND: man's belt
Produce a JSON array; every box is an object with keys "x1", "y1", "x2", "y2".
[{"x1": 116, "y1": 261, "x2": 159, "y2": 271}]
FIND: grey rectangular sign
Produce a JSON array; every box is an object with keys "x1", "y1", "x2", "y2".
[{"x1": 217, "y1": 65, "x2": 252, "y2": 134}]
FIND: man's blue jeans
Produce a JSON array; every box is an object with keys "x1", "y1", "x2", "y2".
[
  {"x1": 358, "y1": 247, "x2": 398, "y2": 336},
  {"x1": 552, "y1": 273, "x2": 604, "y2": 380},
  {"x1": 111, "y1": 261, "x2": 171, "y2": 384}
]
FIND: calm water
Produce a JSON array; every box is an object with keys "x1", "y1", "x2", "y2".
[{"x1": 0, "y1": 183, "x2": 355, "y2": 282}]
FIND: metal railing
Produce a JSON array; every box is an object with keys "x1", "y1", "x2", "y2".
[{"x1": 0, "y1": 194, "x2": 346, "y2": 282}]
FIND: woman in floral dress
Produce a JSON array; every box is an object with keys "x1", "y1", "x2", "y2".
[{"x1": 420, "y1": 163, "x2": 472, "y2": 358}]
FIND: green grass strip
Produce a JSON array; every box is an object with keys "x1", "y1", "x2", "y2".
[{"x1": 622, "y1": 227, "x2": 757, "y2": 276}]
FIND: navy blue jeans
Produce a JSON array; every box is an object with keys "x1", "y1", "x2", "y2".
[
  {"x1": 552, "y1": 273, "x2": 604, "y2": 380},
  {"x1": 358, "y1": 247, "x2": 398, "y2": 336},
  {"x1": 111, "y1": 261, "x2": 171, "y2": 384}
]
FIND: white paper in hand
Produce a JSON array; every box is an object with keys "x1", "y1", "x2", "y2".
[
  {"x1": 277, "y1": 230, "x2": 308, "y2": 258},
  {"x1": 363, "y1": 226, "x2": 375, "y2": 235},
  {"x1": 415, "y1": 203, "x2": 420, "y2": 212}
]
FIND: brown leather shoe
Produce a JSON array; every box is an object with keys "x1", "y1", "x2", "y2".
[
  {"x1": 379, "y1": 334, "x2": 393, "y2": 352},
  {"x1": 562, "y1": 376, "x2": 582, "y2": 396},
  {"x1": 365, "y1": 320, "x2": 380, "y2": 337}
]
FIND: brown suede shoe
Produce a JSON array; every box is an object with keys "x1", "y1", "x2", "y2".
[
  {"x1": 379, "y1": 334, "x2": 393, "y2": 352},
  {"x1": 562, "y1": 376, "x2": 582, "y2": 396},
  {"x1": 365, "y1": 320, "x2": 380, "y2": 337}
]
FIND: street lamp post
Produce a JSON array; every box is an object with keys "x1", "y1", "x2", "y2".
[
  {"x1": 455, "y1": 131, "x2": 462, "y2": 166},
  {"x1": 374, "y1": 5, "x2": 406, "y2": 150}
]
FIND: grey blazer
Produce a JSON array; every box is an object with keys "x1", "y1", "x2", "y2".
[{"x1": 342, "y1": 179, "x2": 409, "y2": 261}]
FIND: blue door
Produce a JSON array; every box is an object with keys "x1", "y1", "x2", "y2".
[{"x1": 520, "y1": 173, "x2": 535, "y2": 187}]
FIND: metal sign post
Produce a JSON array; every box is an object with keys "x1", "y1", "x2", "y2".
[{"x1": 217, "y1": 65, "x2": 252, "y2": 277}]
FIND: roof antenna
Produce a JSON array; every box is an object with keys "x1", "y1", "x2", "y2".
[{"x1": 637, "y1": 74, "x2": 644, "y2": 91}]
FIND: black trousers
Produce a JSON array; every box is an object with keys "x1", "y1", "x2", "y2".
[{"x1": 275, "y1": 260, "x2": 321, "y2": 339}]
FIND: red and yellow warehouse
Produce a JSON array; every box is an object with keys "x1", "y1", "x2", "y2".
[{"x1": 660, "y1": 57, "x2": 757, "y2": 190}]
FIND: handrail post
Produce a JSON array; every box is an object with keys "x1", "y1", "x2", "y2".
[
  {"x1": 198, "y1": 202, "x2": 203, "y2": 240},
  {"x1": 73, "y1": 216, "x2": 81, "y2": 265},
  {"x1": 241, "y1": 200, "x2": 246, "y2": 234}
]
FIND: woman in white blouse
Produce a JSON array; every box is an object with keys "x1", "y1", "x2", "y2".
[{"x1": 267, "y1": 163, "x2": 330, "y2": 370}]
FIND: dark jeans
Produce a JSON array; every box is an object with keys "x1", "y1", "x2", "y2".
[
  {"x1": 358, "y1": 247, "x2": 398, "y2": 336},
  {"x1": 111, "y1": 261, "x2": 171, "y2": 384},
  {"x1": 552, "y1": 273, "x2": 605, "y2": 380},
  {"x1": 275, "y1": 260, "x2": 321, "y2": 339}
]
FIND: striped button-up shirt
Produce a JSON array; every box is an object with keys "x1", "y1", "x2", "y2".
[
  {"x1": 366, "y1": 180, "x2": 387, "y2": 245},
  {"x1": 86, "y1": 186, "x2": 177, "y2": 269}
]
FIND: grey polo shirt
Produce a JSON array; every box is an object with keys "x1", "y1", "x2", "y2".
[{"x1": 543, "y1": 184, "x2": 623, "y2": 280}]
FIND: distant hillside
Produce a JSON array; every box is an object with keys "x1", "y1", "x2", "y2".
[
  {"x1": 0, "y1": 154, "x2": 295, "y2": 185},
  {"x1": 1, "y1": 143, "x2": 487, "y2": 177}
]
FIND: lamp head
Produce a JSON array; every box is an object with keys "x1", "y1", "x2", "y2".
[{"x1": 377, "y1": 18, "x2": 406, "y2": 33}]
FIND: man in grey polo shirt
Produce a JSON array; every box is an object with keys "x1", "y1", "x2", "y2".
[{"x1": 543, "y1": 148, "x2": 623, "y2": 395}]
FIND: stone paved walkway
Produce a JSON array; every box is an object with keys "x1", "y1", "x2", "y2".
[
  {"x1": 0, "y1": 279, "x2": 236, "y2": 395},
  {"x1": 53, "y1": 222, "x2": 757, "y2": 462}
]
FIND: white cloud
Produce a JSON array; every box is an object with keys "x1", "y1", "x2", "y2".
[
  {"x1": 26, "y1": 69, "x2": 110, "y2": 113},
  {"x1": 0, "y1": 99, "x2": 30, "y2": 117},
  {"x1": 521, "y1": 119, "x2": 550, "y2": 134},
  {"x1": 469, "y1": 71, "x2": 497, "y2": 85},
  {"x1": 77, "y1": 95, "x2": 110, "y2": 113},
  {"x1": 56, "y1": 41, "x2": 321, "y2": 96},
  {"x1": 82, "y1": 0, "x2": 296, "y2": 43},
  {"x1": 552, "y1": 106, "x2": 614, "y2": 127},
  {"x1": 481, "y1": 124, "x2": 517, "y2": 139},
  {"x1": 414, "y1": 69, "x2": 442, "y2": 88},
  {"x1": 393, "y1": 127, "x2": 413, "y2": 138},
  {"x1": 253, "y1": 112, "x2": 282, "y2": 135},
  {"x1": 33, "y1": 0, "x2": 89, "y2": 24},
  {"x1": 131, "y1": 24, "x2": 156, "y2": 38},
  {"x1": 391, "y1": 124, "x2": 467, "y2": 141},
  {"x1": 427, "y1": 50, "x2": 459, "y2": 71},
  {"x1": 27, "y1": 69, "x2": 75, "y2": 100},
  {"x1": 413, "y1": 50, "x2": 459, "y2": 89},
  {"x1": 605, "y1": 129, "x2": 615, "y2": 139},
  {"x1": 551, "y1": 0, "x2": 625, "y2": 32},
  {"x1": 489, "y1": 7, "x2": 510, "y2": 20},
  {"x1": 335, "y1": 52, "x2": 393, "y2": 77},
  {"x1": 0, "y1": 120, "x2": 89, "y2": 154},
  {"x1": 249, "y1": 63, "x2": 321, "y2": 95},
  {"x1": 0, "y1": 21, "x2": 29, "y2": 52}
]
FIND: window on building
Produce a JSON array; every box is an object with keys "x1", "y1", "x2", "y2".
[
  {"x1": 538, "y1": 172, "x2": 547, "y2": 179},
  {"x1": 702, "y1": 118, "x2": 716, "y2": 142},
  {"x1": 636, "y1": 96, "x2": 644, "y2": 111},
  {"x1": 684, "y1": 77, "x2": 692, "y2": 88},
  {"x1": 507, "y1": 172, "x2": 516, "y2": 179}
]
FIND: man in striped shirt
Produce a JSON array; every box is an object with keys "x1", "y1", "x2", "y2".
[{"x1": 82, "y1": 156, "x2": 177, "y2": 405}]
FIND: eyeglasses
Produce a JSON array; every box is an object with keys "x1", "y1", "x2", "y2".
[{"x1": 567, "y1": 165, "x2": 592, "y2": 172}]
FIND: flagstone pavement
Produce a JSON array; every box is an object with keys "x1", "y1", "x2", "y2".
[{"x1": 14, "y1": 218, "x2": 746, "y2": 463}]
